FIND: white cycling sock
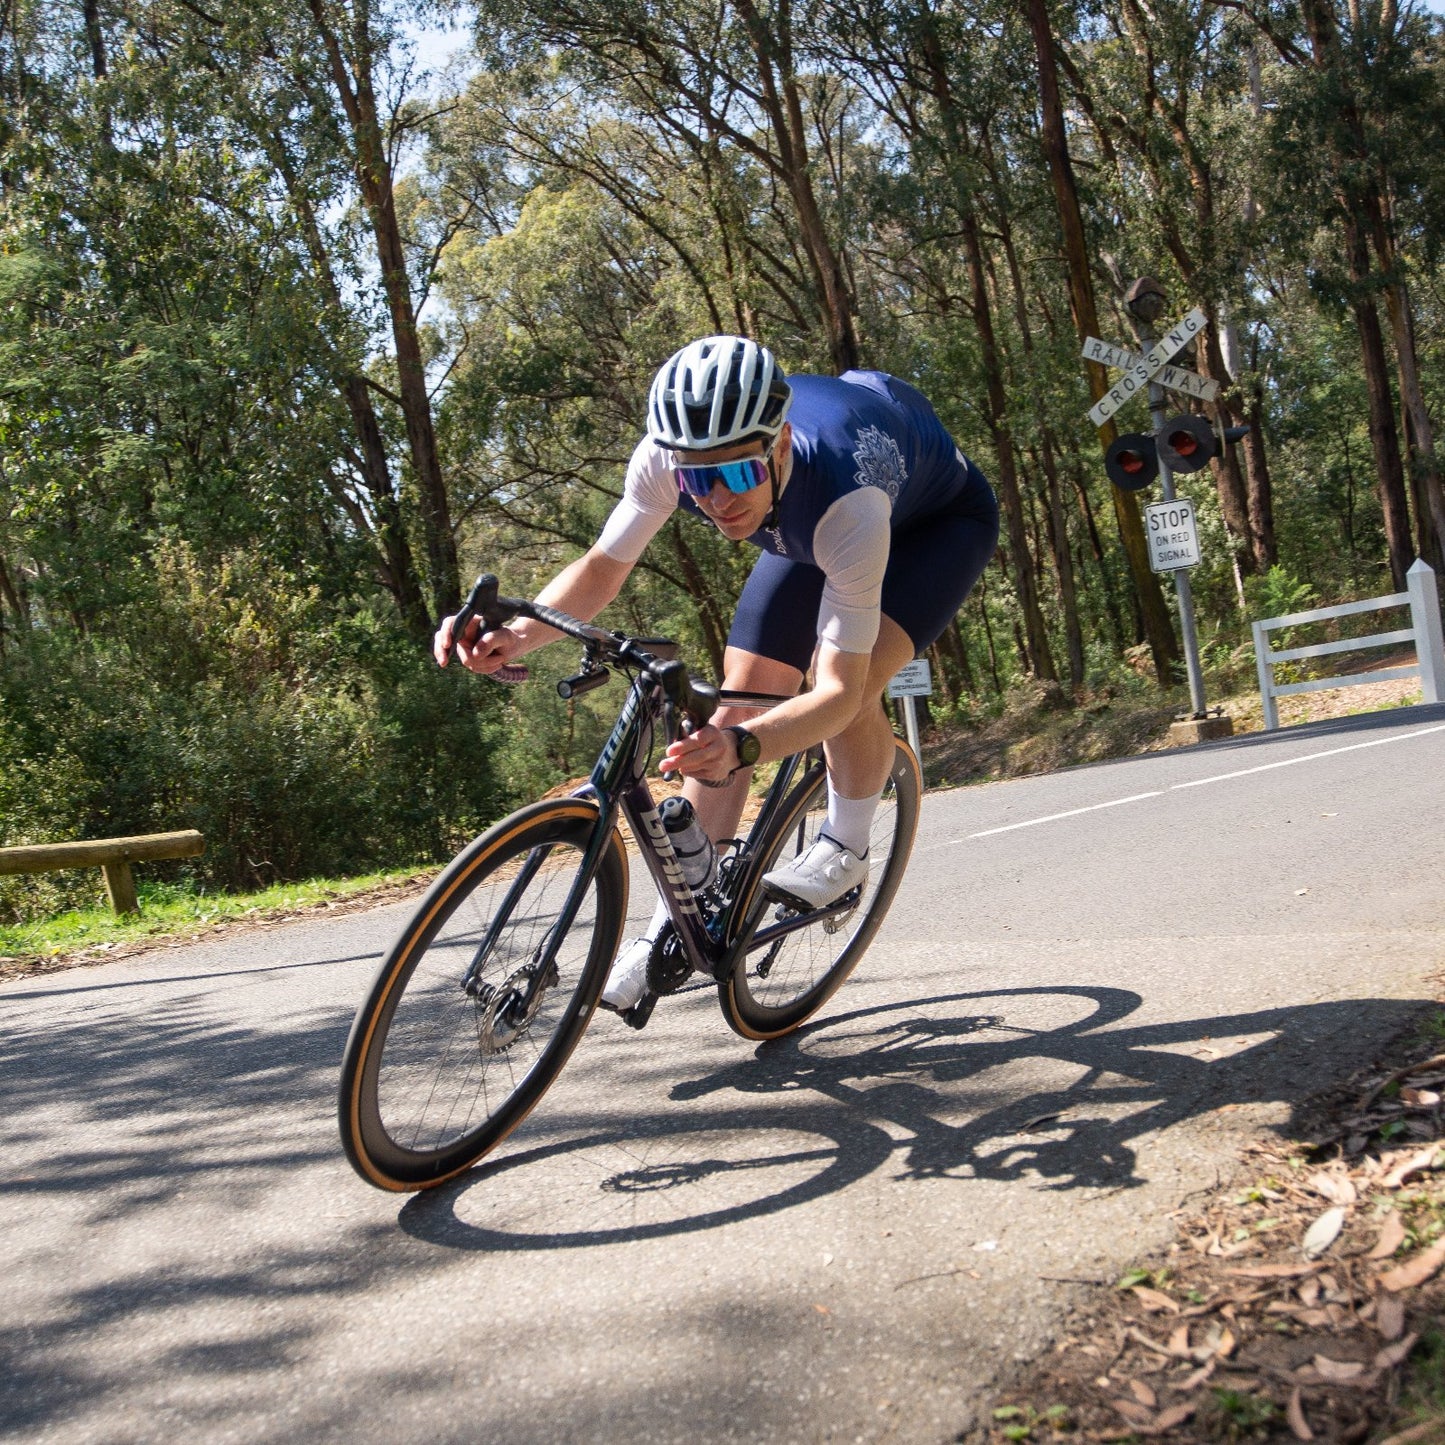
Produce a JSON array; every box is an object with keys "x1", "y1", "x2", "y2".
[
  {"x1": 642, "y1": 896, "x2": 670, "y2": 941},
  {"x1": 824, "y1": 785, "x2": 882, "y2": 858}
]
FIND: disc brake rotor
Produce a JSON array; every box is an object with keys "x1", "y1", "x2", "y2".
[{"x1": 474, "y1": 959, "x2": 558, "y2": 1055}]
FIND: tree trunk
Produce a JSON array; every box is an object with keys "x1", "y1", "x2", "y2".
[
  {"x1": 308, "y1": 0, "x2": 459, "y2": 619},
  {"x1": 1299, "y1": 0, "x2": 1414, "y2": 586},
  {"x1": 731, "y1": 0, "x2": 861, "y2": 372},
  {"x1": 340, "y1": 377, "x2": 433, "y2": 641},
  {"x1": 263, "y1": 125, "x2": 433, "y2": 641},
  {"x1": 666, "y1": 526, "x2": 729, "y2": 680},
  {"x1": 1242, "y1": 376, "x2": 1278, "y2": 571},
  {"x1": 1344, "y1": 214, "x2": 1413, "y2": 586},
  {"x1": 1370, "y1": 207, "x2": 1445, "y2": 567},
  {"x1": 1197, "y1": 328, "x2": 1257, "y2": 577},
  {"x1": 1021, "y1": 0, "x2": 1178, "y2": 680},
  {"x1": 1039, "y1": 442, "x2": 1085, "y2": 687},
  {"x1": 82, "y1": 0, "x2": 107, "y2": 78},
  {"x1": 955, "y1": 212, "x2": 1056, "y2": 682}
]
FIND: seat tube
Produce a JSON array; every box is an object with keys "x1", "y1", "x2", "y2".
[{"x1": 619, "y1": 780, "x2": 716, "y2": 974}]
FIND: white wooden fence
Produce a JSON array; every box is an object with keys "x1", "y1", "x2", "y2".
[{"x1": 1252, "y1": 558, "x2": 1445, "y2": 731}]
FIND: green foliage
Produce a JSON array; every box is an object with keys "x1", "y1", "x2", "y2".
[
  {"x1": 0, "y1": 865, "x2": 430, "y2": 962},
  {"x1": 1206, "y1": 1388, "x2": 1276, "y2": 1439},
  {"x1": 0, "y1": 546, "x2": 504, "y2": 921}
]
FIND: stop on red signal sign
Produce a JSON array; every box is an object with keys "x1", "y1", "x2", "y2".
[{"x1": 1144, "y1": 499, "x2": 1201, "y2": 573}]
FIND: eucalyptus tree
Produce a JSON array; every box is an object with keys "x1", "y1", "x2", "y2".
[
  {"x1": 477, "y1": 0, "x2": 867, "y2": 374},
  {"x1": 808, "y1": 0, "x2": 1065, "y2": 683},
  {"x1": 1059, "y1": 0, "x2": 1277, "y2": 582},
  {"x1": 428, "y1": 82, "x2": 770, "y2": 677},
  {"x1": 1017, "y1": 0, "x2": 1183, "y2": 676},
  {"x1": 1252, "y1": 0, "x2": 1444, "y2": 585}
]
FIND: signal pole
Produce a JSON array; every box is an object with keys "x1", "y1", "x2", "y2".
[{"x1": 1125, "y1": 279, "x2": 1209, "y2": 720}]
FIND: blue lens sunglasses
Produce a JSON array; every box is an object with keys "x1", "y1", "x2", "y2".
[{"x1": 674, "y1": 455, "x2": 770, "y2": 498}]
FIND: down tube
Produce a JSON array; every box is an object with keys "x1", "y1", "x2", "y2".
[{"x1": 524, "y1": 799, "x2": 627, "y2": 1010}]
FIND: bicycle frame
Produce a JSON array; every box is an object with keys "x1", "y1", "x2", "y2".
[
  {"x1": 443, "y1": 572, "x2": 854, "y2": 1015},
  {"x1": 576, "y1": 670, "x2": 852, "y2": 987}
]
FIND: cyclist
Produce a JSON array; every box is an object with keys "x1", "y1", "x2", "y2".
[{"x1": 435, "y1": 335, "x2": 999, "y2": 1011}]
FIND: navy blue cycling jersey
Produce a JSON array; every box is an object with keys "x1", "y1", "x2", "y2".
[
  {"x1": 598, "y1": 366, "x2": 997, "y2": 656},
  {"x1": 676, "y1": 370, "x2": 990, "y2": 561}
]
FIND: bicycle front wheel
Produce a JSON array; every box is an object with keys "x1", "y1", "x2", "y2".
[
  {"x1": 718, "y1": 736, "x2": 921, "y2": 1041},
  {"x1": 339, "y1": 798, "x2": 628, "y2": 1191}
]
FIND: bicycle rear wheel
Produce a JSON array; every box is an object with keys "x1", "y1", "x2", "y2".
[
  {"x1": 339, "y1": 798, "x2": 627, "y2": 1191},
  {"x1": 718, "y1": 736, "x2": 920, "y2": 1040}
]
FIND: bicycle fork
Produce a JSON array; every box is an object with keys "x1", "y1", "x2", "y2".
[{"x1": 460, "y1": 800, "x2": 624, "y2": 1031}]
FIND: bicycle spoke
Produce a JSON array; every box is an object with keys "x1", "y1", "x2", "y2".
[{"x1": 341, "y1": 802, "x2": 624, "y2": 1188}]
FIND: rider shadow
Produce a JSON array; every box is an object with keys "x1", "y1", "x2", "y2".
[
  {"x1": 676, "y1": 985, "x2": 1428, "y2": 1192},
  {"x1": 399, "y1": 984, "x2": 1429, "y2": 1252}
]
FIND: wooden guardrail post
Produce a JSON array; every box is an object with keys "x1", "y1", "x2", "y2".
[{"x1": 0, "y1": 831, "x2": 205, "y2": 916}]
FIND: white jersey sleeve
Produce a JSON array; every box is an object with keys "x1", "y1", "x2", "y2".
[
  {"x1": 811, "y1": 487, "x2": 892, "y2": 654},
  {"x1": 597, "y1": 437, "x2": 678, "y2": 563}
]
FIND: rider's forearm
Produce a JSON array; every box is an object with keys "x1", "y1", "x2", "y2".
[
  {"x1": 510, "y1": 547, "x2": 632, "y2": 654},
  {"x1": 743, "y1": 648, "x2": 872, "y2": 763}
]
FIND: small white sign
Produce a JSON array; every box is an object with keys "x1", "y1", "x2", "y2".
[
  {"x1": 887, "y1": 658, "x2": 933, "y2": 698},
  {"x1": 1086, "y1": 307, "x2": 1208, "y2": 426},
  {"x1": 1144, "y1": 499, "x2": 1202, "y2": 572}
]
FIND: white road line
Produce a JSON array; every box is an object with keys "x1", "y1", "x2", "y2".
[
  {"x1": 963, "y1": 792, "x2": 1163, "y2": 840},
  {"x1": 1168, "y1": 722, "x2": 1445, "y2": 789},
  {"x1": 922, "y1": 720, "x2": 1445, "y2": 848}
]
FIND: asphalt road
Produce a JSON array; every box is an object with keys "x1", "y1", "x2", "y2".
[{"x1": 4, "y1": 704, "x2": 1444, "y2": 1443}]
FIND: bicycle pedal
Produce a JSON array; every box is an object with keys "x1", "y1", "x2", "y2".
[
  {"x1": 621, "y1": 992, "x2": 658, "y2": 1030},
  {"x1": 760, "y1": 880, "x2": 810, "y2": 910}
]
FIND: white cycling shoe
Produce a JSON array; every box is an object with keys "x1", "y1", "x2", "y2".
[
  {"x1": 601, "y1": 935, "x2": 714, "y2": 1012},
  {"x1": 601, "y1": 937, "x2": 653, "y2": 1011},
  {"x1": 761, "y1": 835, "x2": 868, "y2": 908}
]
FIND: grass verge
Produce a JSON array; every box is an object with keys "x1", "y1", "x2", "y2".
[{"x1": 0, "y1": 865, "x2": 436, "y2": 981}]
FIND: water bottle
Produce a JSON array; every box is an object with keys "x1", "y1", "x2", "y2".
[{"x1": 659, "y1": 796, "x2": 717, "y2": 890}]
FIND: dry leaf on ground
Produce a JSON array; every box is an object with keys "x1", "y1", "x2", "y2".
[
  {"x1": 1111, "y1": 1396, "x2": 1154, "y2": 1427},
  {"x1": 1128, "y1": 1378, "x2": 1157, "y2": 1408},
  {"x1": 1381, "y1": 1146, "x2": 1442, "y2": 1190},
  {"x1": 1374, "y1": 1332, "x2": 1419, "y2": 1370},
  {"x1": 1369, "y1": 1213, "x2": 1408, "y2": 1260},
  {"x1": 1379, "y1": 1238, "x2": 1445, "y2": 1293},
  {"x1": 1152, "y1": 1403, "x2": 1197, "y2": 1430},
  {"x1": 1308, "y1": 1171, "x2": 1357, "y2": 1205},
  {"x1": 1376, "y1": 1291, "x2": 1407, "y2": 1340},
  {"x1": 1312, "y1": 1354, "x2": 1367, "y2": 1381},
  {"x1": 1225, "y1": 1261, "x2": 1324, "y2": 1279},
  {"x1": 1303, "y1": 1206, "x2": 1347, "y2": 1257},
  {"x1": 1130, "y1": 1285, "x2": 1179, "y2": 1314},
  {"x1": 1286, "y1": 1386, "x2": 1314, "y2": 1440}
]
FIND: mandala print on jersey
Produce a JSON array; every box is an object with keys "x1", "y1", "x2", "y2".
[{"x1": 851, "y1": 425, "x2": 907, "y2": 501}]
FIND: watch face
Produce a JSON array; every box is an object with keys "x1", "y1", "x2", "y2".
[{"x1": 732, "y1": 727, "x2": 761, "y2": 765}]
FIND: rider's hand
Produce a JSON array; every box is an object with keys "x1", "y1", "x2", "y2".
[
  {"x1": 434, "y1": 614, "x2": 523, "y2": 675},
  {"x1": 661, "y1": 724, "x2": 738, "y2": 785}
]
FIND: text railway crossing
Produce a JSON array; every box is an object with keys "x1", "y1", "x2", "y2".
[{"x1": 1085, "y1": 306, "x2": 1210, "y2": 427}]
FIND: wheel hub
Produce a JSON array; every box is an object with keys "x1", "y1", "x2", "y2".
[{"x1": 471, "y1": 958, "x2": 559, "y2": 1054}]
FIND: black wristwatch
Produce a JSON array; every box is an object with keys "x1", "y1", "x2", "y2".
[{"x1": 723, "y1": 725, "x2": 761, "y2": 772}]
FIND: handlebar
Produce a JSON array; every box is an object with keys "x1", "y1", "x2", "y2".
[{"x1": 445, "y1": 573, "x2": 719, "y2": 728}]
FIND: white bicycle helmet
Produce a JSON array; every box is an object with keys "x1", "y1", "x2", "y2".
[{"x1": 647, "y1": 335, "x2": 792, "y2": 451}]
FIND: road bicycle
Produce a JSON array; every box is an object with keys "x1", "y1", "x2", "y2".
[{"x1": 338, "y1": 574, "x2": 921, "y2": 1192}]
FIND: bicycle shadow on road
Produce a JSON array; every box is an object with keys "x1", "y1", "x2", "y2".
[{"x1": 401, "y1": 983, "x2": 1432, "y2": 1252}]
